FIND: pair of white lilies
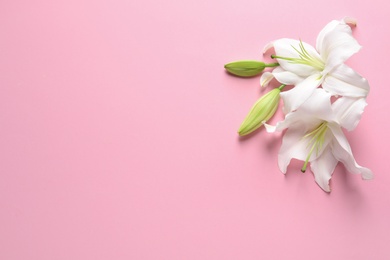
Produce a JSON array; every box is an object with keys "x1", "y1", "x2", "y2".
[{"x1": 227, "y1": 18, "x2": 372, "y2": 192}]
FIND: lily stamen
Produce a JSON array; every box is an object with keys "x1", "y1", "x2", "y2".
[
  {"x1": 271, "y1": 40, "x2": 325, "y2": 71},
  {"x1": 301, "y1": 122, "x2": 328, "y2": 172}
]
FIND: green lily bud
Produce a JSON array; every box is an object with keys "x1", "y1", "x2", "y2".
[
  {"x1": 238, "y1": 87, "x2": 282, "y2": 136},
  {"x1": 224, "y1": 60, "x2": 279, "y2": 77},
  {"x1": 224, "y1": 60, "x2": 266, "y2": 77}
]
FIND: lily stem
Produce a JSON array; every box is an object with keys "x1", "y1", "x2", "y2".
[
  {"x1": 278, "y1": 84, "x2": 286, "y2": 91},
  {"x1": 265, "y1": 62, "x2": 279, "y2": 67}
]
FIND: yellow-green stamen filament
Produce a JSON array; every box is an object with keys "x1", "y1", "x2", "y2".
[
  {"x1": 271, "y1": 40, "x2": 325, "y2": 71},
  {"x1": 301, "y1": 122, "x2": 328, "y2": 172}
]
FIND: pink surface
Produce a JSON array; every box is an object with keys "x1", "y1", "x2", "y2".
[{"x1": 1, "y1": 0, "x2": 389, "y2": 259}]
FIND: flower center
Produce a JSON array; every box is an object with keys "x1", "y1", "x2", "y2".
[
  {"x1": 301, "y1": 122, "x2": 328, "y2": 173},
  {"x1": 271, "y1": 41, "x2": 325, "y2": 71}
]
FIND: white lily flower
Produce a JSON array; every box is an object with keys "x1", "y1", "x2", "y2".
[
  {"x1": 266, "y1": 18, "x2": 369, "y2": 114},
  {"x1": 265, "y1": 89, "x2": 373, "y2": 192}
]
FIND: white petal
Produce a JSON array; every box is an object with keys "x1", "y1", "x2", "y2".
[
  {"x1": 267, "y1": 88, "x2": 334, "y2": 133},
  {"x1": 265, "y1": 106, "x2": 322, "y2": 134},
  {"x1": 320, "y1": 23, "x2": 361, "y2": 73},
  {"x1": 260, "y1": 72, "x2": 274, "y2": 88},
  {"x1": 280, "y1": 73, "x2": 322, "y2": 113},
  {"x1": 273, "y1": 39, "x2": 322, "y2": 77},
  {"x1": 310, "y1": 146, "x2": 338, "y2": 192},
  {"x1": 332, "y1": 97, "x2": 367, "y2": 131},
  {"x1": 328, "y1": 123, "x2": 374, "y2": 180},
  {"x1": 272, "y1": 67, "x2": 304, "y2": 86},
  {"x1": 264, "y1": 110, "x2": 302, "y2": 133},
  {"x1": 323, "y1": 63, "x2": 370, "y2": 97},
  {"x1": 262, "y1": 41, "x2": 274, "y2": 54},
  {"x1": 277, "y1": 126, "x2": 309, "y2": 173},
  {"x1": 264, "y1": 110, "x2": 297, "y2": 133},
  {"x1": 315, "y1": 18, "x2": 356, "y2": 51},
  {"x1": 277, "y1": 125, "x2": 332, "y2": 173},
  {"x1": 316, "y1": 20, "x2": 341, "y2": 53},
  {"x1": 264, "y1": 122, "x2": 277, "y2": 133},
  {"x1": 297, "y1": 88, "x2": 335, "y2": 122}
]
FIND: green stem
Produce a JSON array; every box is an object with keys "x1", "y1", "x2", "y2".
[
  {"x1": 265, "y1": 62, "x2": 279, "y2": 67},
  {"x1": 271, "y1": 55, "x2": 287, "y2": 60},
  {"x1": 278, "y1": 84, "x2": 286, "y2": 91}
]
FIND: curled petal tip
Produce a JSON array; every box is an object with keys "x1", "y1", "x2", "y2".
[
  {"x1": 343, "y1": 17, "x2": 357, "y2": 27},
  {"x1": 260, "y1": 72, "x2": 274, "y2": 88},
  {"x1": 262, "y1": 41, "x2": 274, "y2": 55},
  {"x1": 362, "y1": 169, "x2": 374, "y2": 180}
]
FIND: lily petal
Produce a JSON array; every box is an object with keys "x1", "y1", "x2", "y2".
[
  {"x1": 264, "y1": 109, "x2": 301, "y2": 133},
  {"x1": 316, "y1": 20, "x2": 341, "y2": 53},
  {"x1": 272, "y1": 67, "x2": 304, "y2": 86},
  {"x1": 260, "y1": 72, "x2": 274, "y2": 88},
  {"x1": 262, "y1": 41, "x2": 274, "y2": 54},
  {"x1": 277, "y1": 125, "x2": 332, "y2": 173},
  {"x1": 328, "y1": 123, "x2": 373, "y2": 180},
  {"x1": 264, "y1": 108, "x2": 322, "y2": 134},
  {"x1": 320, "y1": 23, "x2": 361, "y2": 74},
  {"x1": 273, "y1": 39, "x2": 322, "y2": 77},
  {"x1": 277, "y1": 126, "x2": 311, "y2": 173},
  {"x1": 267, "y1": 88, "x2": 336, "y2": 133},
  {"x1": 323, "y1": 63, "x2": 370, "y2": 97},
  {"x1": 295, "y1": 88, "x2": 335, "y2": 122},
  {"x1": 310, "y1": 146, "x2": 338, "y2": 192},
  {"x1": 280, "y1": 73, "x2": 322, "y2": 113},
  {"x1": 315, "y1": 18, "x2": 356, "y2": 53},
  {"x1": 332, "y1": 97, "x2": 367, "y2": 131}
]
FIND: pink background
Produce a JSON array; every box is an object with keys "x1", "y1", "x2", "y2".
[{"x1": 1, "y1": 0, "x2": 389, "y2": 259}]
